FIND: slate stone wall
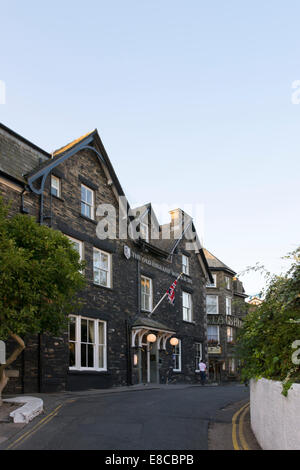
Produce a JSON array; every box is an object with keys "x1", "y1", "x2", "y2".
[{"x1": 1, "y1": 140, "x2": 208, "y2": 393}]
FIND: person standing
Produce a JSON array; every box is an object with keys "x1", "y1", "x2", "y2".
[{"x1": 199, "y1": 361, "x2": 207, "y2": 386}]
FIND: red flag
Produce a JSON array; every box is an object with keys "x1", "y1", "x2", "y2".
[{"x1": 167, "y1": 279, "x2": 177, "y2": 305}]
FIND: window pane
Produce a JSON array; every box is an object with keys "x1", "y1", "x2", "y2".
[
  {"x1": 86, "y1": 188, "x2": 92, "y2": 204},
  {"x1": 98, "y1": 322, "x2": 104, "y2": 344},
  {"x1": 86, "y1": 204, "x2": 91, "y2": 218},
  {"x1": 81, "y1": 344, "x2": 87, "y2": 367},
  {"x1": 81, "y1": 319, "x2": 87, "y2": 343},
  {"x1": 98, "y1": 345, "x2": 104, "y2": 369},
  {"x1": 183, "y1": 307, "x2": 188, "y2": 321},
  {"x1": 69, "y1": 317, "x2": 76, "y2": 341},
  {"x1": 141, "y1": 277, "x2": 150, "y2": 294},
  {"x1": 88, "y1": 320, "x2": 95, "y2": 343},
  {"x1": 183, "y1": 292, "x2": 190, "y2": 308},
  {"x1": 51, "y1": 186, "x2": 58, "y2": 197},
  {"x1": 100, "y1": 270, "x2": 108, "y2": 286},
  {"x1": 100, "y1": 253, "x2": 109, "y2": 270},
  {"x1": 182, "y1": 255, "x2": 189, "y2": 274},
  {"x1": 143, "y1": 294, "x2": 150, "y2": 311},
  {"x1": 208, "y1": 326, "x2": 219, "y2": 341},
  {"x1": 94, "y1": 269, "x2": 100, "y2": 284},
  {"x1": 69, "y1": 342, "x2": 75, "y2": 367},
  {"x1": 93, "y1": 250, "x2": 100, "y2": 267},
  {"x1": 88, "y1": 344, "x2": 94, "y2": 367}
]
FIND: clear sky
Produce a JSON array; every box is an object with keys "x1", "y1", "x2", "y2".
[{"x1": 1, "y1": 1, "x2": 299, "y2": 295}]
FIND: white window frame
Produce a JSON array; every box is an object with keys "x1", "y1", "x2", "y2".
[
  {"x1": 195, "y1": 342, "x2": 202, "y2": 372},
  {"x1": 182, "y1": 291, "x2": 193, "y2": 322},
  {"x1": 206, "y1": 295, "x2": 219, "y2": 315},
  {"x1": 182, "y1": 255, "x2": 189, "y2": 276},
  {"x1": 93, "y1": 248, "x2": 112, "y2": 288},
  {"x1": 81, "y1": 184, "x2": 95, "y2": 220},
  {"x1": 51, "y1": 175, "x2": 61, "y2": 198},
  {"x1": 226, "y1": 297, "x2": 232, "y2": 316},
  {"x1": 141, "y1": 275, "x2": 153, "y2": 312},
  {"x1": 172, "y1": 339, "x2": 182, "y2": 372},
  {"x1": 206, "y1": 273, "x2": 217, "y2": 288},
  {"x1": 68, "y1": 315, "x2": 107, "y2": 371},
  {"x1": 207, "y1": 325, "x2": 220, "y2": 343},
  {"x1": 66, "y1": 235, "x2": 84, "y2": 262},
  {"x1": 225, "y1": 276, "x2": 231, "y2": 290}
]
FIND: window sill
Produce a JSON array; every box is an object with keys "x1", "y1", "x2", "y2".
[
  {"x1": 92, "y1": 281, "x2": 113, "y2": 290},
  {"x1": 182, "y1": 320, "x2": 196, "y2": 325},
  {"x1": 50, "y1": 193, "x2": 64, "y2": 202},
  {"x1": 68, "y1": 369, "x2": 109, "y2": 375},
  {"x1": 80, "y1": 214, "x2": 97, "y2": 225},
  {"x1": 182, "y1": 272, "x2": 191, "y2": 278},
  {"x1": 172, "y1": 370, "x2": 183, "y2": 374},
  {"x1": 141, "y1": 309, "x2": 152, "y2": 314}
]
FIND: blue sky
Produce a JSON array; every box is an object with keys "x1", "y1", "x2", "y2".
[{"x1": 1, "y1": 1, "x2": 299, "y2": 295}]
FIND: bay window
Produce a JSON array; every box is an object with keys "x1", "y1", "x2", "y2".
[
  {"x1": 69, "y1": 316, "x2": 107, "y2": 371},
  {"x1": 207, "y1": 325, "x2": 219, "y2": 344},
  {"x1": 226, "y1": 297, "x2": 232, "y2": 315},
  {"x1": 206, "y1": 295, "x2": 219, "y2": 314}
]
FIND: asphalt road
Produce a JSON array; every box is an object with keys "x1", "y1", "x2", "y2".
[{"x1": 5, "y1": 384, "x2": 250, "y2": 450}]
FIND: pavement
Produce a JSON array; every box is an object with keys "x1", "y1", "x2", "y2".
[{"x1": 0, "y1": 382, "x2": 261, "y2": 450}]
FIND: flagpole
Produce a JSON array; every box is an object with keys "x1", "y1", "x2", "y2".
[{"x1": 148, "y1": 272, "x2": 184, "y2": 318}]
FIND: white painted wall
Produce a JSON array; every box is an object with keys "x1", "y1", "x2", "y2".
[{"x1": 250, "y1": 378, "x2": 300, "y2": 450}]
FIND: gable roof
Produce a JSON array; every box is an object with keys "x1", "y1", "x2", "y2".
[
  {"x1": 53, "y1": 130, "x2": 96, "y2": 157},
  {"x1": 132, "y1": 206, "x2": 213, "y2": 282},
  {"x1": 26, "y1": 129, "x2": 126, "y2": 198},
  {"x1": 203, "y1": 248, "x2": 236, "y2": 275}
]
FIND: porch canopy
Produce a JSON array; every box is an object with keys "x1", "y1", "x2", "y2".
[{"x1": 131, "y1": 317, "x2": 176, "y2": 350}]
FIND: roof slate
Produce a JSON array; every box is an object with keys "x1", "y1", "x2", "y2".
[
  {"x1": 132, "y1": 316, "x2": 176, "y2": 332},
  {"x1": 203, "y1": 248, "x2": 236, "y2": 275},
  {"x1": 0, "y1": 124, "x2": 50, "y2": 183}
]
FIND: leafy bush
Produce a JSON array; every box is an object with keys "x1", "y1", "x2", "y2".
[{"x1": 236, "y1": 248, "x2": 300, "y2": 395}]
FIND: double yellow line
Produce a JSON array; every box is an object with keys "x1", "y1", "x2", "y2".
[
  {"x1": 232, "y1": 402, "x2": 250, "y2": 450},
  {"x1": 6, "y1": 403, "x2": 63, "y2": 450}
]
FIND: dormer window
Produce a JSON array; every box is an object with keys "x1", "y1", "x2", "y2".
[
  {"x1": 81, "y1": 184, "x2": 94, "y2": 220},
  {"x1": 51, "y1": 175, "x2": 61, "y2": 198}
]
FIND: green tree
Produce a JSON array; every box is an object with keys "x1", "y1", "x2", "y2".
[
  {"x1": 236, "y1": 248, "x2": 300, "y2": 395},
  {"x1": 0, "y1": 198, "x2": 86, "y2": 403}
]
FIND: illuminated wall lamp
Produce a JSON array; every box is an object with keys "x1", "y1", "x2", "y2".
[
  {"x1": 147, "y1": 333, "x2": 157, "y2": 343},
  {"x1": 170, "y1": 337, "x2": 179, "y2": 346}
]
